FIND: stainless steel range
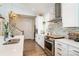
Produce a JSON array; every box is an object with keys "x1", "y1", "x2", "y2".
[
  {"x1": 44, "y1": 35, "x2": 65, "y2": 56},
  {"x1": 44, "y1": 38, "x2": 55, "y2": 56}
]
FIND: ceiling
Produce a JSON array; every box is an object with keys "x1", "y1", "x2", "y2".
[
  {"x1": 20, "y1": 3, "x2": 55, "y2": 15},
  {"x1": 0, "y1": 3, "x2": 55, "y2": 16}
]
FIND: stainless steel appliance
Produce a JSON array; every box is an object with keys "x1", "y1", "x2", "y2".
[{"x1": 44, "y1": 39, "x2": 55, "y2": 56}]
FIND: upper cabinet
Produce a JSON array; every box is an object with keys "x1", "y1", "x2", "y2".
[
  {"x1": 35, "y1": 16, "x2": 45, "y2": 34},
  {"x1": 62, "y1": 4, "x2": 79, "y2": 27},
  {"x1": 0, "y1": 18, "x2": 4, "y2": 36}
]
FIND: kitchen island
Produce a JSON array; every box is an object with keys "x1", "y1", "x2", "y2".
[{"x1": 0, "y1": 35, "x2": 24, "y2": 56}]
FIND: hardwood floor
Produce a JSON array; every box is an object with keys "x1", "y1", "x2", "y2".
[{"x1": 23, "y1": 39, "x2": 46, "y2": 56}]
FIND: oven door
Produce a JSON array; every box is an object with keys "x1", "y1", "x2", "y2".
[{"x1": 45, "y1": 40, "x2": 55, "y2": 56}]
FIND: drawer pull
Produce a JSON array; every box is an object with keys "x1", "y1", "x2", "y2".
[
  {"x1": 73, "y1": 50, "x2": 79, "y2": 53},
  {"x1": 57, "y1": 52, "x2": 62, "y2": 56},
  {"x1": 57, "y1": 43, "x2": 62, "y2": 46},
  {"x1": 57, "y1": 48, "x2": 62, "y2": 51}
]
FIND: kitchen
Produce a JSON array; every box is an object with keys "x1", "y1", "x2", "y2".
[
  {"x1": 35, "y1": 3, "x2": 79, "y2": 56},
  {"x1": 0, "y1": 3, "x2": 79, "y2": 56}
]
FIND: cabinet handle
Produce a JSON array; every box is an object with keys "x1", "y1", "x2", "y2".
[
  {"x1": 73, "y1": 50, "x2": 79, "y2": 53},
  {"x1": 57, "y1": 48, "x2": 62, "y2": 51},
  {"x1": 57, "y1": 43, "x2": 62, "y2": 46},
  {"x1": 57, "y1": 52, "x2": 62, "y2": 56}
]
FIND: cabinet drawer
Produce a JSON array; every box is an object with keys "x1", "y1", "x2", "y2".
[
  {"x1": 55, "y1": 51, "x2": 62, "y2": 56},
  {"x1": 69, "y1": 46, "x2": 79, "y2": 56},
  {"x1": 55, "y1": 41, "x2": 67, "y2": 49},
  {"x1": 55, "y1": 41, "x2": 68, "y2": 56},
  {"x1": 55, "y1": 47, "x2": 63, "y2": 56},
  {"x1": 55, "y1": 46, "x2": 67, "y2": 56}
]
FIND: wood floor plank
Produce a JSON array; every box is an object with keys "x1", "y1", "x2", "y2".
[{"x1": 23, "y1": 39, "x2": 46, "y2": 56}]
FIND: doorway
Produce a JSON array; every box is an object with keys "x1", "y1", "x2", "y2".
[{"x1": 10, "y1": 14, "x2": 35, "y2": 40}]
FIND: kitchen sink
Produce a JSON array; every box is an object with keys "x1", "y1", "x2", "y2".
[{"x1": 3, "y1": 39, "x2": 20, "y2": 45}]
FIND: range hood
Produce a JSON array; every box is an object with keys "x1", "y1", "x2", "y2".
[{"x1": 48, "y1": 17, "x2": 62, "y2": 23}]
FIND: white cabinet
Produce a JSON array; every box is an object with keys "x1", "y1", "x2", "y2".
[
  {"x1": 36, "y1": 34, "x2": 45, "y2": 49},
  {"x1": 68, "y1": 46, "x2": 79, "y2": 56},
  {"x1": 0, "y1": 18, "x2": 3, "y2": 36},
  {"x1": 55, "y1": 39, "x2": 79, "y2": 56},
  {"x1": 55, "y1": 41, "x2": 68, "y2": 56},
  {"x1": 62, "y1": 4, "x2": 79, "y2": 27},
  {"x1": 35, "y1": 16, "x2": 44, "y2": 34},
  {"x1": 0, "y1": 35, "x2": 24, "y2": 56},
  {"x1": 35, "y1": 15, "x2": 45, "y2": 49},
  {"x1": 39, "y1": 35, "x2": 45, "y2": 49}
]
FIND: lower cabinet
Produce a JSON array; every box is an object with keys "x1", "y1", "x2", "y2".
[
  {"x1": 68, "y1": 46, "x2": 79, "y2": 56},
  {"x1": 55, "y1": 40, "x2": 79, "y2": 56},
  {"x1": 35, "y1": 34, "x2": 45, "y2": 49},
  {"x1": 55, "y1": 41, "x2": 68, "y2": 56},
  {"x1": 0, "y1": 19, "x2": 3, "y2": 36},
  {"x1": 39, "y1": 35, "x2": 44, "y2": 49}
]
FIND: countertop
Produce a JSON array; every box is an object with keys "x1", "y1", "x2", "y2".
[
  {"x1": 0, "y1": 35, "x2": 24, "y2": 56},
  {"x1": 55, "y1": 39, "x2": 79, "y2": 49},
  {"x1": 45, "y1": 35, "x2": 79, "y2": 49}
]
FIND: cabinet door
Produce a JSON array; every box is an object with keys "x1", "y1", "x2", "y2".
[
  {"x1": 35, "y1": 34, "x2": 38, "y2": 43},
  {"x1": 35, "y1": 34, "x2": 44, "y2": 48},
  {"x1": 68, "y1": 46, "x2": 79, "y2": 56},
  {"x1": 0, "y1": 19, "x2": 3, "y2": 36},
  {"x1": 62, "y1": 4, "x2": 79, "y2": 27},
  {"x1": 38, "y1": 35, "x2": 44, "y2": 49},
  {"x1": 36, "y1": 35, "x2": 41, "y2": 45},
  {"x1": 40, "y1": 35, "x2": 45, "y2": 49},
  {"x1": 55, "y1": 41, "x2": 68, "y2": 56}
]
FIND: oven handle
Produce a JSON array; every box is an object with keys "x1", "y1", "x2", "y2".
[{"x1": 45, "y1": 40, "x2": 54, "y2": 44}]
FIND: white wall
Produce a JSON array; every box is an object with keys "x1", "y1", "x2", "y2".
[{"x1": 0, "y1": 3, "x2": 36, "y2": 20}]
